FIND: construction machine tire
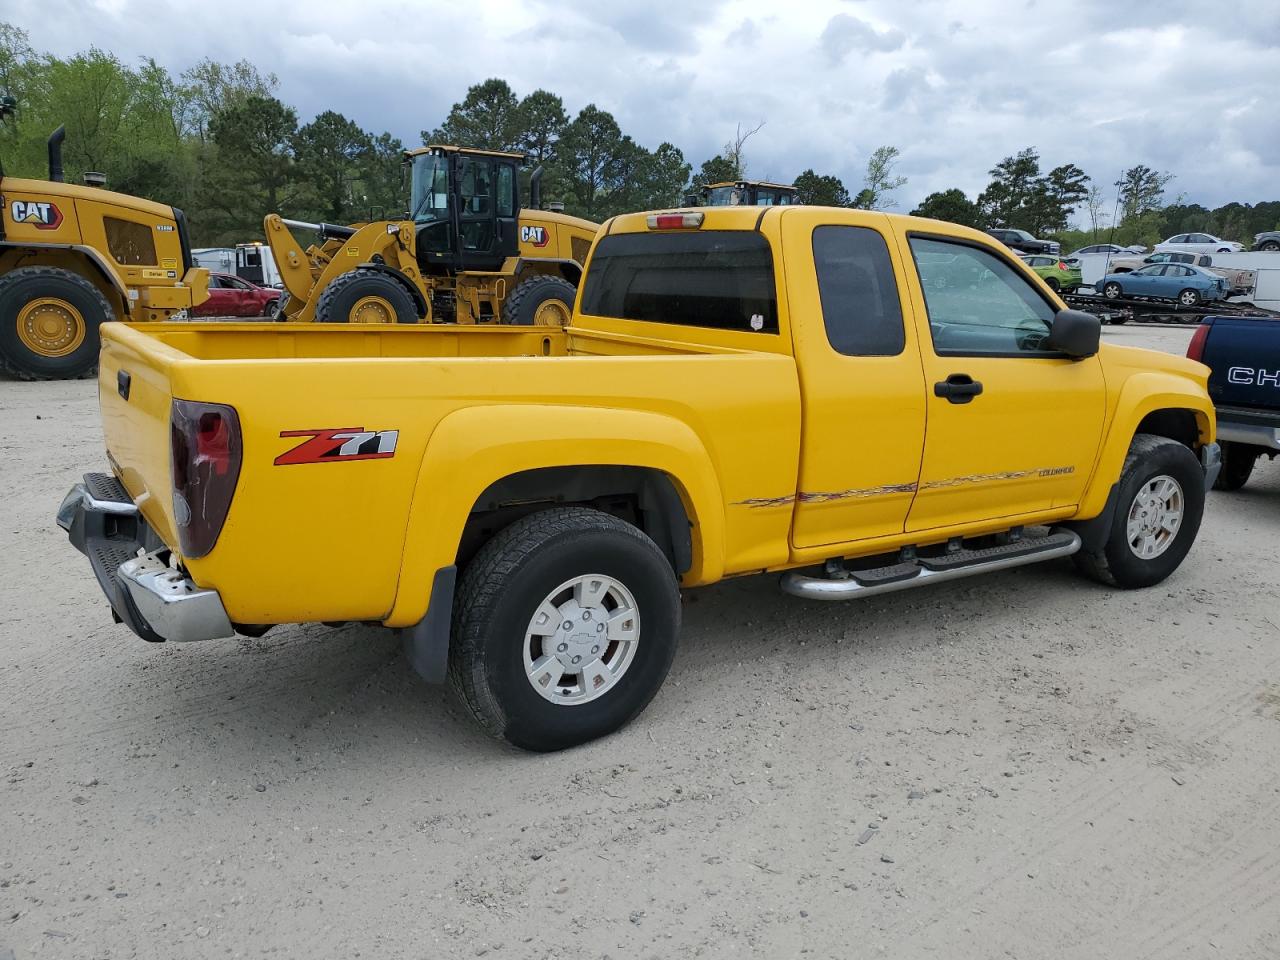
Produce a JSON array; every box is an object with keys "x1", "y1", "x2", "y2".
[
  {"x1": 315, "y1": 268, "x2": 417, "y2": 324},
  {"x1": 502, "y1": 275, "x2": 577, "y2": 326},
  {"x1": 0, "y1": 266, "x2": 112, "y2": 381}
]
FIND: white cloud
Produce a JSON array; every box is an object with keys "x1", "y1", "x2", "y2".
[{"x1": 6, "y1": 0, "x2": 1279, "y2": 215}]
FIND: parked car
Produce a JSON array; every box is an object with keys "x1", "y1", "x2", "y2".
[
  {"x1": 986, "y1": 227, "x2": 1059, "y2": 255},
  {"x1": 1097, "y1": 262, "x2": 1228, "y2": 306},
  {"x1": 57, "y1": 206, "x2": 1218, "y2": 751},
  {"x1": 1105, "y1": 251, "x2": 1255, "y2": 296},
  {"x1": 1066, "y1": 243, "x2": 1144, "y2": 259},
  {"x1": 192, "y1": 272, "x2": 282, "y2": 318},
  {"x1": 1155, "y1": 233, "x2": 1244, "y2": 255},
  {"x1": 1186, "y1": 315, "x2": 1280, "y2": 490},
  {"x1": 1252, "y1": 231, "x2": 1280, "y2": 252},
  {"x1": 1020, "y1": 255, "x2": 1083, "y2": 292}
]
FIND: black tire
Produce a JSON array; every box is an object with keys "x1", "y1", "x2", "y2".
[
  {"x1": 0, "y1": 266, "x2": 112, "y2": 381},
  {"x1": 1103, "y1": 282, "x2": 1123, "y2": 299},
  {"x1": 1045, "y1": 276, "x2": 1060, "y2": 292},
  {"x1": 449, "y1": 506, "x2": 680, "y2": 752},
  {"x1": 1072, "y1": 434, "x2": 1205, "y2": 589},
  {"x1": 502, "y1": 275, "x2": 577, "y2": 326},
  {"x1": 1109, "y1": 316, "x2": 1129, "y2": 325},
  {"x1": 1177, "y1": 288, "x2": 1201, "y2": 307},
  {"x1": 1214, "y1": 441, "x2": 1260, "y2": 491},
  {"x1": 1260, "y1": 241, "x2": 1280, "y2": 253},
  {"x1": 315, "y1": 268, "x2": 417, "y2": 324}
]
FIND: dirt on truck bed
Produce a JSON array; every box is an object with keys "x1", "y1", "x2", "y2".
[{"x1": 2, "y1": 323, "x2": 1279, "y2": 959}]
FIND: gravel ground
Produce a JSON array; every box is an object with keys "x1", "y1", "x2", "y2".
[{"x1": 3, "y1": 323, "x2": 1279, "y2": 959}]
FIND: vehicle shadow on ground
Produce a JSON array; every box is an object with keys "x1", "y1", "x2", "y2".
[{"x1": 95, "y1": 557, "x2": 1102, "y2": 781}]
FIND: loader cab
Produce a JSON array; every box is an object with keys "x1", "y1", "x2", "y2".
[
  {"x1": 407, "y1": 145, "x2": 521, "y2": 273},
  {"x1": 701, "y1": 180, "x2": 800, "y2": 207}
]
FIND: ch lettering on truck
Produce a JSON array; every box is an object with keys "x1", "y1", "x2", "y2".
[
  {"x1": 10, "y1": 199, "x2": 63, "y2": 230},
  {"x1": 521, "y1": 225, "x2": 549, "y2": 247},
  {"x1": 274, "y1": 428, "x2": 399, "y2": 466},
  {"x1": 1228, "y1": 366, "x2": 1280, "y2": 388}
]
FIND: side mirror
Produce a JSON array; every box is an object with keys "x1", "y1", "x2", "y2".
[{"x1": 1047, "y1": 309, "x2": 1101, "y2": 358}]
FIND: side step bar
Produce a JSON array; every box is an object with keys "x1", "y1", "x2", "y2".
[{"x1": 781, "y1": 530, "x2": 1081, "y2": 601}]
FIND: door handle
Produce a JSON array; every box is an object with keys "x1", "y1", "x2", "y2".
[{"x1": 934, "y1": 373, "x2": 983, "y2": 404}]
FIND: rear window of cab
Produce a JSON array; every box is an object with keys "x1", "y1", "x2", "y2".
[{"x1": 579, "y1": 231, "x2": 778, "y2": 333}]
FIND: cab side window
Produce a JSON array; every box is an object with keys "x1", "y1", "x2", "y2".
[
  {"x1": 909, "y1": 236, "x2": 1056, "y2": 356},
  {"x1": 812, "y1": 225, "x2": 905, "y2": 356}
]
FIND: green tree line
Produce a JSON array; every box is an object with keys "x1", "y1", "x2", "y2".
[{"x1": 911, "y1": 147, "x2": 1280, "y2": 249}]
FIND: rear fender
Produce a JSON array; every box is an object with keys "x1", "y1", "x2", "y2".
[{"x1": 385, "y1": 405, "x2": 725, "y2": 627}]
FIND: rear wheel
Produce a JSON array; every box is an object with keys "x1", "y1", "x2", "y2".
[
  {"x1": 0, "y1": 266, "x2": 112, "y2": 381},
  {"x1": 315, "y1": 268, "x2": 417, "y2": 324},
  {"x1": 1178, "y1": 288, "x2": 1201, "y2": 307},
  {"x1": 1103, "y1": 282, "x2": 1123, "y2": 299},
  {"x1": 1045, "y1": 276, "x2": 1060, "y2": 292},
  {"x1": 1214, "y1": 441, "x2": 1261, "y2": 491},
  {"x1": 1072, "y1": 434, "x2": 1204, "y2": 589},
  {"x1": 502, "y1": 275, "x2": 577, "y2": 326},
  {"x1": 449, "y1": 507, "x2": 680, "y2": 751}
]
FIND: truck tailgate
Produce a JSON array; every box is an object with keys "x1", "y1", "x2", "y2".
[
  {"x1": 98, "y1": 324, "x2": 184, "y2": 550},
  {"x1": 1201, "y1": 315, "x2": 1280, "y2": 409}
]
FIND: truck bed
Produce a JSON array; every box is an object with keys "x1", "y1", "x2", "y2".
[
  {"x1": 97, "y1": 321, "x2": 801, "y2": 625},
  {"x1": 1199, "y1": 314, "x2": 1280, "y2": 409}
]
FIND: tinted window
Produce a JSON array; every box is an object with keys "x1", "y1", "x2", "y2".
[
  {"x1": 812, "y1": 225, "x2": 904, "y2": 356},
  {"x1": 104, "y1": 217, "x2": 157, "y2": 266},
  {"x1": 909, "y1": 236, "x2": 1055, "y2": 355},
  {"x1": 580, "y1": 230, "x2": 777, "y2": 333},
  {"x1": 496, "y1": 164, "x2": 515, "y2": 217}
]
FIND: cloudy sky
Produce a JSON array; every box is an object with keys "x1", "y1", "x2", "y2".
[{"x1": 9, "y1": 0, "x2": 1280, "y2": 217}]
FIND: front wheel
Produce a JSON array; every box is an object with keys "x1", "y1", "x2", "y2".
[
  {"x1": 1260, "y1": 241, "x2": 1280, "y2": 252},
  {"x1": 1072, "y1": 434, "x2": 1205, "y2": 589},
  {"x1": 1103, "y1": 282, "x2": 1123, "y2": 299},
  {"x1": 315, "y1": 268, "x2": 417, "y2": 324},
  {"x1": 449, "y1": 507, "x2": 680, "y2": 751},
  {"x1": 1178, "y1": 288, "x2": 1201, "y2": 307}
]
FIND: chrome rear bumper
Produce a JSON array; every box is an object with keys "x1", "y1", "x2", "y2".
[{"x1": 58, "y1": 473, "x2": 233, "y2": 643}]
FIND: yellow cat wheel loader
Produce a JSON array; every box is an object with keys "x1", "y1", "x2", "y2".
[
  {"x1": 265, "y1": 145, "x2": 599, "y2": 327},
  {"x1": 0, "y1": 100, "x2": 209, "y2": 380},
  {"x1": 689, "y1": 180, "x2": 800, "y2": 207}
]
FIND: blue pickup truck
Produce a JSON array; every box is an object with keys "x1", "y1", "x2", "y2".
[{"x1": 1188, "y1": 316, "x2": 1280, "y2": 489}]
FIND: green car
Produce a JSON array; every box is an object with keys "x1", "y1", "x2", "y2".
[{"x1": 1021, "y1": 254, "x2": 1082, "y2": 293}]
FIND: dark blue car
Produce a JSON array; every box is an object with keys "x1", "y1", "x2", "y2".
[{"x1": 1097, "y1": 262, "x2": 1227, "y2": 306}]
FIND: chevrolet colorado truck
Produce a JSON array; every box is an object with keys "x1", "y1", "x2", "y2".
[
  {"x1": 58, "y1": 206, "x2": 1221, "y2": 751},
  {"x1": 1187, "y1": 315, "x2": 1280, "y2": 489}
]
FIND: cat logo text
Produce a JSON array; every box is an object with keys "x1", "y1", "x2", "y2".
[{"x1": 274, "y1": 427, "x2": 399, "y2": 466}]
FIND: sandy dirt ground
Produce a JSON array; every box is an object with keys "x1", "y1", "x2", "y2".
[{"x1": 2, "y1": 323, "x2": 1279, "y2": 960}]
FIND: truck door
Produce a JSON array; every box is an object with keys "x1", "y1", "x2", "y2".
[
  {"x1": 787, "y1": 211, "x2": 928, "y2": 547},
  {"x1": 898, "y1": 232, "x2": 1105, "y2": 532}
]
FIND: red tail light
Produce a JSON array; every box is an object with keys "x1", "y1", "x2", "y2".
[
  {"x1": 171, "y1": 399, "x2": 242, "y2": 558},
  {"x1": 1186, "y1": 323, "x2": 1210, "y2": 362},
  {"x1": 1057, "y1": 261, "x2": 1067, "y2": 270}
]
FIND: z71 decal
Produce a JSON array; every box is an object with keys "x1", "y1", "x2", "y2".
[{"x1": 274, "y1": 427, "x2": 399, "y2": 466}]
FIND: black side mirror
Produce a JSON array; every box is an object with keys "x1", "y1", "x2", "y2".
[{"x1": 1047, "y1": 309, "x2": 1101, "y2": 358}]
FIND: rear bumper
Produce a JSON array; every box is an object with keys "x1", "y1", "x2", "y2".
[
  {"x1": 57, "y1": 473, "x2": 234, "y2": 643},
  {"x1": 1215, "y1": 407, "x2": 1280, "y2": 452}
]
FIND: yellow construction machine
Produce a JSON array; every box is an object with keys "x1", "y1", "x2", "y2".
[
  {"x1": 692, "y1": 180, "x2": 800, "y2": 207},
  {"x1": 265, "y1": 145, "x2": 600, "y2": 326},
  {"x1": 0, "y1": 99, "x2": 209, "y2": 380}
]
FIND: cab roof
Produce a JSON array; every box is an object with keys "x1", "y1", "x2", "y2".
[
  {"x1": 705, "y1": 180, "x2": 797, "y2": 192},
  {"x1": 403, "y1": 144, "x2": 527, "y2": 162}
]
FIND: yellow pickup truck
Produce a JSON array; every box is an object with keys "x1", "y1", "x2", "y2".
[{"x1": 57, "y1": 206, "x2": 1221, "y2": 751}]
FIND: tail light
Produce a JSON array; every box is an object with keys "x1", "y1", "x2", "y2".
[
  {"x1": 1186, "y1": 323, "x2": 1210, "y2": 362},
  {"x1": 170, "y1": 399, "x2": 242, "y2": 558},
  {"x1": 647, "y1": 212, "x2": 704, "y2": 230},
  {"x1": 1057, "y1": 261, "x2": 1067, "y2": 270}
]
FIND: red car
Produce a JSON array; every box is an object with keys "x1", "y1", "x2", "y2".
[{"x1": 192, "y1": 273, "x2": 281, "y2": 318}]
